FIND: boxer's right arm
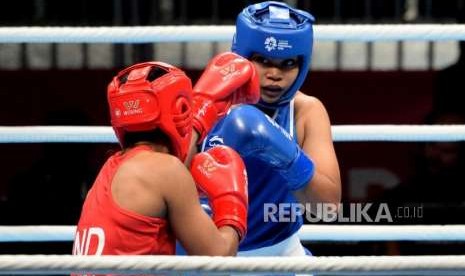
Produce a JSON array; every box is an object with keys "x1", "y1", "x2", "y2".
[
  {"x1": 164, "y1": 147, "x2": 247, "y2": 256},
  {"x1": 190, "y1": 145, "x2": 248, "y2": 241}
]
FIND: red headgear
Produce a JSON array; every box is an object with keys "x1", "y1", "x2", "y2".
[{"x1": 107, "y1": 61, "x2": 193, "y2": 161}]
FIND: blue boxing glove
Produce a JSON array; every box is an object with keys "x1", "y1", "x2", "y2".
[{"x1": 205, "y1": 105, "x2": 314, "y2": 191}]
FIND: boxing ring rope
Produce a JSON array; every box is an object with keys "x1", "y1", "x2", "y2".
[
  {"x1": 0, "y1": 255, "x2": 465, "y2": 275},
  {"x1": 1, "y1": 125, "x2": 465, "y2": 143},
  {"x1": 2, "y1": 225, "x2": 465, "y2": 242},
  {"x1": 0, "y1": 24, "x2": 465, "y2": 43}
]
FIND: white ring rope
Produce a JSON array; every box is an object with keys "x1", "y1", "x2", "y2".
[
  {"x1": 1, "y1": 125, "x2": 465, "y2": 143},
  {"x1": 0, "y1": 126, "x2": 115, "y2": 143},
  {"x1": 0, "y1": 255, "x2": 465, "y2": 275},
  {"x1": 0, "y1": 24, "x2": 464, "y2": 43},
  {"x1": 2, "y1": 225, "x2": 465, "y2": 242},
  {"x1": 332, "y1": 125, "x2": 465, "y2": 142},
  {"x1": 0, "y1": 226, "x2": 75, "y2": 242},
  {"x1": 297, "y1": 225, "x2": 465, "y2": 242}
]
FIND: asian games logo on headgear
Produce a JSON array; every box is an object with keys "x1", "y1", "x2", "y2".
[
  {"x1": 264, "y1": 36, "x2": 293, "y2": 52},
  {"x1": 264, "y1": 36, "x2": 278, "y2": 52}
]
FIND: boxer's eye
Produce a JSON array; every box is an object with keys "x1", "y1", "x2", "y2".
[
  {"x1": 251, "y1": 55, "x2": 299, "y2": 70},
  {"x1": 280, "y1": 59, "x2": 299, "y2": 69},
  {"x1": 251, "y1": 56, "x2": 271, "y2": 66}
]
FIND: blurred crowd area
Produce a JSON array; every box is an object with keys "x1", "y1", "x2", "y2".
[
  {"x1": 1, "y1": 0, "x2": 465, "y2": 255},
  {"x1": 2, "y1": 0, "x2": 463, "y2": 25}
]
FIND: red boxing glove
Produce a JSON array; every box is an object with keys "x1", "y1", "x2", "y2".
[
  {"x1": 192, "y1": 52, "x2": 260, "y2": 142},
  {"x1": 190, "y1": 145, "x2": 248, "y2": 241}
]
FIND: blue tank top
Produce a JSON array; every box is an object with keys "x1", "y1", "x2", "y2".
[{"x1": 201, "y1": 100, "x2": 303, "y2": 251}]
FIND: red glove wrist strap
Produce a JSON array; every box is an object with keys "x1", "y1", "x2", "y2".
[{"x1": 192, "y1": 98, "x2": 219, "y2": 142}]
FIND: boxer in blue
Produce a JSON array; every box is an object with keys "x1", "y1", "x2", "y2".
[{"x1": 201, "y1": 1, "x2": 341, "y2": 256}]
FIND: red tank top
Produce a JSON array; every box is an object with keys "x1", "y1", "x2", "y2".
[{"x1": 72, "y1": 145, "x2": 175, "y2": 255}]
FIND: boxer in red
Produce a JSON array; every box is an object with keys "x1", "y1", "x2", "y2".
[{"x1": 72, "y1": 53, "x2": 259, "y2": 256}]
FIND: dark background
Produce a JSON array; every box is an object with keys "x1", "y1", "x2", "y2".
[{"x1": 0, "y1": 0, "x2": 464, "y2": 256}]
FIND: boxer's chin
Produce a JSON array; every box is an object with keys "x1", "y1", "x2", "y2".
[{"x1": 260, "y1": 90, "x2": 283, "y2": 103}]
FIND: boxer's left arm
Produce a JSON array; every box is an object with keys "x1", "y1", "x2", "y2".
[
  {"x1": 192, "y1": 52, "x2": 260, "y2": 142},
  {"x1": 184, "y1": 52, "x2": 259, "y2": 166},
  {"x1": 293, "y1": 94, "x2": 341, "y2": 208}
]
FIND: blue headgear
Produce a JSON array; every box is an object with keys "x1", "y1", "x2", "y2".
[{"x1": 232, "y1": 1, "x2": 315, "y2": 108}]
